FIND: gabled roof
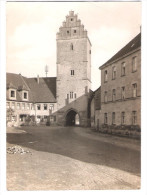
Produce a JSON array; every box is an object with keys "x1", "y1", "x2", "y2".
[
  {"x1": 6, "y1": 73, "x2": 56, "y2": 103},
  {"x1": 99, "y1": 33, "x2": 141, "y2": 70},
  {"x1": 7, "y1": 82, "x2": 17, "y2": 89}
]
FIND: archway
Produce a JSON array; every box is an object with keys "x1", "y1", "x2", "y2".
[{"x1": 65, "y1": 109, "x2": 80, "y2": 126}]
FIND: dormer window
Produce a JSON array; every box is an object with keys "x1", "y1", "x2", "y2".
[
  {"x1": 11, "y1": 90, "x2": 15, "y2": 98},
  {"x1": 9, "y1": 89, "x2": 16, "y2": 100},
  {"x1": 24, "y1": 92, "x2": 27, "y2": 99},
  {"x1": 22, "y1": 91, "x2": 28, "y2": 101}
]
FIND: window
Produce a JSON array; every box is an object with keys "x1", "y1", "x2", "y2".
[
  {"x1": 17, "y1": 103, "x2": 20, "y2": 110},
  {"x1": 7, "y1": 102, "x2": 10, "y2": 109},
  {"x1": 67, "y1": 30, "x2": 69, "y2": 34},
  {"x1": 104, "y1": 91, "x2": 108, "y2": 103},
  {"x1": 31, "y1": 104, "x2": 35, "y2": 110},
  {"x1": 132, "y1": 56, "x2": 137, "y2": 72},
  {"x1": 44, "y1": 115, "x2": 48, "y2": 119},
  {"x1": 71, "y1": 18, "x2": 73, "y2": 21},
  {"x1": 50, "y1": 115, "x2": 56, "y2": 122},
  {"x1": 10, "y1": 90, "x2": 15, "y2": 98},
  {"x1": 112, "y1": 112, "x2": 115, "y2": 124},
  {"x1": 24, "y1": 92, "x2": 27, "y2": 99},
  {"x1": 44, "y1": 104, "x2": 47, "y2": 110},
  {"x1": 112, "y1": 66, "x2": 116, "y2": 80},
  {"x1": 37, "y1": 104, "x2": 41, "y2": 110},
  {"x1": 70, "y1": 92, "x2": 74, "y2": 99},
  {"x1": 11, "y1": 102, "x2": 15, "y2": 109},
  {"x1": 132, "y1": 111, "x2": 137, "y2": 125},
  {"x1": 22, "y1": 103, "x2": 25, "y2": 110},
  {"x1": 70, "y1": 43, "x2": 73, "y2": 50},
  {"x1": 67, "y1": 94, "x2": 69, "y2": 99},
  {"x1": 121, "y1": 87, "x2": 125, "y2": 100},
  {"x1": 49, "y1": 104, "x2": 54, "y2": 111},
  {"x1": 74, "y1": 30, "x2": 76, "y2": 33},
  {"x1": 104, "y1": 113, "x2": 108, "y2": 124},
  {"x1": 121, "y1": 62, "x2": 126, "y2": 76},
  {"x1": 104, "y1": 70, "x2": 108, "y2": 82},
  {"x1": 89, "y1": 50, "x2": 91, "y2": 54},
  {"x1": 121, "y1": 112, "x2": 125, "y2": 125},
  {"x1": 132, "y1": 83, "x2": 137, "y2": 97},
  {"x1": 71, "y1": 70, "x2": 74, "y2": 76},
  {"x1": 112, "y1": 89, "x2": 116, "y2": 101},
  {"x1": 74, "y1": 93, "x2": 77, "y2": 99},
  {"x1": 27, "y1": 103, "x2": 30, "y2": 110}
]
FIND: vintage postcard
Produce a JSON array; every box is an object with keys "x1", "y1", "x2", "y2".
[{"x1": 1, "y1": 0, "x2": 146, "y2": 194}]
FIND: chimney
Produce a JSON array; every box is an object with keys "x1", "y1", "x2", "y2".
[{"x1": 37, "y1": 75, "x2": 39, "y2": 84}]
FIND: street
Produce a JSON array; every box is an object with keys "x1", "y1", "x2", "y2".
[{"x1": 7, "y1": 126, "x2": 141, "y2": 190}]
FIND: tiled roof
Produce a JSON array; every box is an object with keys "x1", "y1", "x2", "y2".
[
  {"x1": 26, "y1": 77, "x2": 56, "y2": 103},
  {"x1": 99, "y1": 33, "x2": 141, "y2": 69},
  {"x1": 6, "y1": 73, "x2": 56, "y2": 103}
]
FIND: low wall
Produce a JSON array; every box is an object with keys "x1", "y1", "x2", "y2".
[{"x1": 96, "y1": 124, "x2": 141, "y2": 139}]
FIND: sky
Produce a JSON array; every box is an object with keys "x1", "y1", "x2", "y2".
[{"x1": 6, "y1": 1, "x2": 141, "y2": 90}]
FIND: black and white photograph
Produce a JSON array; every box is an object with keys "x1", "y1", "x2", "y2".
[{"x1": 0, "y1": 0, "x2": 147, "y2": 193}]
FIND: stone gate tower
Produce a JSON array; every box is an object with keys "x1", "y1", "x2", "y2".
[{"x1": 56, "y1": 11, "x2": 91, "y2": 126}]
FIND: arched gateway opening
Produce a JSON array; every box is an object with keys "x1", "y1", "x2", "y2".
[{"x1": 65, "y1": 109, "x2": 80, "y2": 126}]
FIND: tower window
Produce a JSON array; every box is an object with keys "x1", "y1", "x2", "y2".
[
  {"x1": 71, "y1": 18, "x2": 73, "y2": 21},
  {"x1": 89, "y1": 50, "x2": 91, "y2": 54},
  {"x1": 74, "y1": 30, "x2": 76, "y2": 33},
  {"x1": 70, "y1": 92, "x2": 73, "y2": 99},
  {"x1": 70, "y1": 43, "x2": 73, "y2": 50},
  {"x1": 71, "y1": 70, "x2": 74, "y2": 76},
  {"x1": 67, "y1": 30, "x2": 69, "y2": 34}
]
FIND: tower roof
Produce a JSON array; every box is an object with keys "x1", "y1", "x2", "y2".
[{"x1": 56, "y1": 11, "x2": 90, "y2": 43}]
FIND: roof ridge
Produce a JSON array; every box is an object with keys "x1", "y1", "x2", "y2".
[
  {"x1": 99, "y1": 32, "x2": 141, "y2": 69},
  {"x1": 19, "y1": 74, "x2": 30, "y2": 91}
]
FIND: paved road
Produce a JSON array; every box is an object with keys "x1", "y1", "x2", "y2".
[{"x1": 7, "y1": 126, "x2": 141, "y2": 190}]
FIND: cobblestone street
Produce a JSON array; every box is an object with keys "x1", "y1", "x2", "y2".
[{"x1": 7, "y1": 126, "x2": 141, "y2": 190}]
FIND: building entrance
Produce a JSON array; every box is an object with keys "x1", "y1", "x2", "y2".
[{"x1": 65, "y1": 110, "x2": 80, "y2": 126}]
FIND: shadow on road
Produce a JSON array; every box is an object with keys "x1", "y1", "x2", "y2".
[{"x1": 7, "y1": 126, "x2": 141, "y2": 176}]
